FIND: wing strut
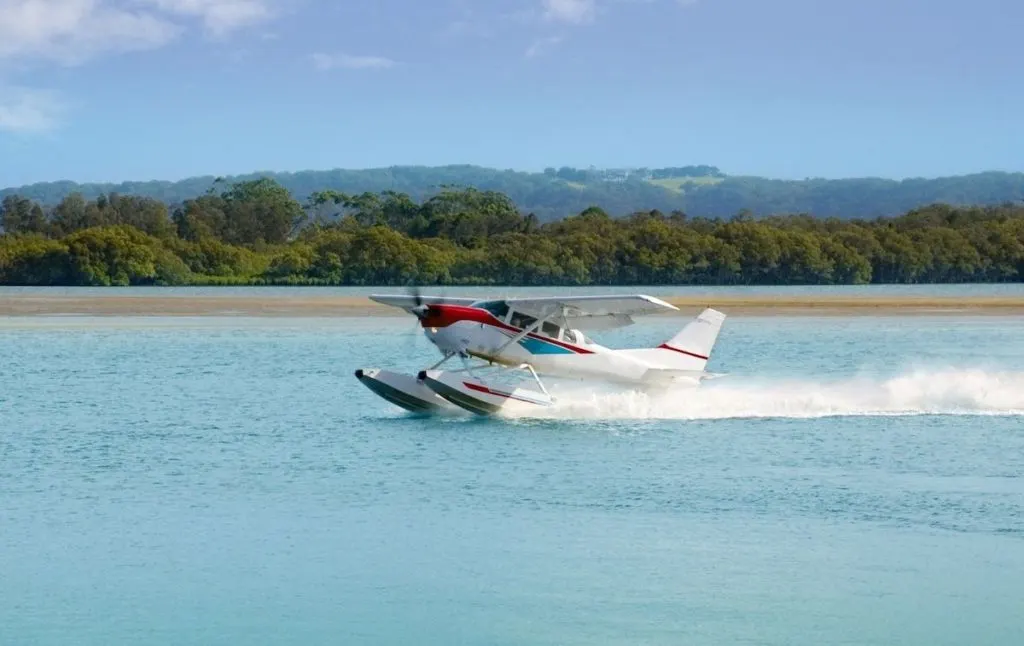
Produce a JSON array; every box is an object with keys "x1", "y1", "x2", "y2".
[
  {"x1": 519, "y1": 363, "x2": 550, "y2": 397},
  {"x1": 428, "y1": 352, "x2": 456, "y2": 371},
  {"x1": 492, "y1": 307, "x2": 564, "y2": 356}
]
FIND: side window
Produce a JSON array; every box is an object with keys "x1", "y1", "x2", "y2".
[
  {"x1": 541, "y1": 321, "x2": 561, "y2": 338},
  {"x1": 509, "y1": 311, "x2": 538, "y2": 330}
]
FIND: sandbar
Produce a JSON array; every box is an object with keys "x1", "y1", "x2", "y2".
[{"x1": 2, "y1": 293, "x2": 1023, "y2": 317}]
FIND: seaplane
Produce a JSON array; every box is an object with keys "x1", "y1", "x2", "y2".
[{"x1": 355, "y1": 291, "x2": 727, "y2": 416}]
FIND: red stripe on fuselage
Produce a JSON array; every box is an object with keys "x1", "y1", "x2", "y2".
[
  {"x1": 658, "y1": 344, "x2": 709, "y2": 360},
  {"x1": 421, "y1": 305, "x2": 594, "y2": 355}
]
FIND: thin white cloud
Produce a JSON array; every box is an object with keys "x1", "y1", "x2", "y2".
[
  {"x1": 0, "y1": 0, "x2": 181, "y2": 65},
  {"x1": 525, "y1": 35, "x2": 563, "y2": 58},
  {"x1": 537, "y1": 0, "x2": 696, "y2": 27},
  {"x1": 311, "y1": 53, "x2": 397, "y2": 71},
  {"x1": 0, "y1": 0, "x2": 273, "y2": 66},
  {"x1": 525, "y1": 0, "x2": 695, "y2": 53},
  {"x1": 0, "y1": 1, "x2": 276, "y2": 136},
  {"x1": 0, "y1": 85, "x2": 64, "y2": 133},
  {"x1": 140, "y1": 0, "x2": 272, "y2": 37},
  {"x1": 542, "y1": 0, "x2": 595, "y2": 24}
]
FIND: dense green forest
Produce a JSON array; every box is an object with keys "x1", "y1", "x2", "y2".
[
  {"x1": 2, "y1": 178, "x2": 1024, "y2": 286},
  {"x1": 3, "y1": 165, "x2": 1023, "y2": 222}
]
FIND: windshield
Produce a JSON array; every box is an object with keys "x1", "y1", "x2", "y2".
[
  {"x1": 565, "y1": 329, "x2": 590, "y2": 345},
  {"x1": 475, "y1": 300, "x2": 509, "y2": 320}
]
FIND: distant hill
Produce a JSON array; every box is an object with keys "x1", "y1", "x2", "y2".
[{"x1": 3, "y1": 165, "x2": 1023, "y2": 221}]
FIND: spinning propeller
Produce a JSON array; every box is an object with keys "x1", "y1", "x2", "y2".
[
  {"x1": 403, "y1": 284, "x2": 464, "y2": 355},
  {"x1": 403, "y1": 284, "x2": 432, "y2": 350},
  {"x1": 408, "y1": 285, "x2": 430, "y2": 320}
]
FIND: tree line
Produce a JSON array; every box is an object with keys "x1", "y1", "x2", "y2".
[{"x1": 2, "y1": 177, "x2": 1023, "y2": 286}]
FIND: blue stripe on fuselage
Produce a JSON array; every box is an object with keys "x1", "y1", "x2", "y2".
[{"x1": 518, "y1": 336, "x2": 575, "y2": 355}]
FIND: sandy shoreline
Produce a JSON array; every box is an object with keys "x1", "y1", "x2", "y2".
[{"x1": 2, "y1": 294, "x2": 1024, "y2": 317}]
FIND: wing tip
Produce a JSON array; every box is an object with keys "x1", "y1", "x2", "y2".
[{"x1": 640, "y1": 294, "x2": 680, "y2": 312}]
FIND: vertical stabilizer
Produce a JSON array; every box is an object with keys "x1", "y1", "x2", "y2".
[{"x1": 656, "y1": 308, "x2": 727, "y2": 371}]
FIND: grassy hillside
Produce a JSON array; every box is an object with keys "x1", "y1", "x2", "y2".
[
  {"x1": 3, "y1": 165, "x2": 1023, "y2": 220},
  {"x1": 646, "y1": 176, "x2": 726, "y2": 193}
]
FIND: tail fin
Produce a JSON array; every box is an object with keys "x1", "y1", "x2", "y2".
[{"x1": 656, "y1": 308, "x2": 727, "y2": 371}]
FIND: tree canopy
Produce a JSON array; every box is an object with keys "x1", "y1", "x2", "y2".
[{"x1": 3, "y1": 177, "x2": 1024, "y2": 287}]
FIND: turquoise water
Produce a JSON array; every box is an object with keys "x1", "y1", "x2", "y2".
[{"x1": 2, "y1": 311, "x2": 1024, "y2": 645}]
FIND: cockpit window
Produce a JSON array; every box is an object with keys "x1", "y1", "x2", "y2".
[
  {"x1": 541, "y1": 321, "x2": 561, "y2": 338},
  {"x1": 476, "y1": 300, "x2": 509, "y2": 320},
  {"x1": 509, "y1": 311, "x2": 538, "y2": 330}
]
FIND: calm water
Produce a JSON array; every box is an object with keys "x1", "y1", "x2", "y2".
[{"x1": 2, "y1": 307, "x2": 1024, "y2": 645}]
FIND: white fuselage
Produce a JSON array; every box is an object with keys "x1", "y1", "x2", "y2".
[{"x1": 425, "y1": 320, "x2": 674, "y2": 385}]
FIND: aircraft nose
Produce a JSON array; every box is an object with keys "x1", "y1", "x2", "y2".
[{"x1": 428, "y1": 326, "x2": 466, "y2": 354}]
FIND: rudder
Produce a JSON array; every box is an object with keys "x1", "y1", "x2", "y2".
[{"x1": 657, "y1": 308, "x2": 726, "y2": 370}]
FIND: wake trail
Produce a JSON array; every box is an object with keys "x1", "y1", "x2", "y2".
[{"x1": 517, "y1": 369, "x2": 1024, "y2": 420}]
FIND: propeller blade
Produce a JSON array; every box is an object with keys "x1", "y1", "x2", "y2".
[
  {"x1": 408, "y1": 284, "x2": 423, "y2": 308},
  {"x1": 405, "y1": 283, "x2": 430, "y2": 319},
  {"x1": 405, "y1": 317, "x2": 421, "y2": 350}
]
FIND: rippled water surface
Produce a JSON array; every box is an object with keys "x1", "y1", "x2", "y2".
[{"x1": 2, "y1": 311, "x2": 1023, "y2": 645}]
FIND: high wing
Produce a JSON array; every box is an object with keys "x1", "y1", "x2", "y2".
[
  {"x1": 500, "y1": 294, "x2": 678, "y2": 320},
  {"x1": 369, "y1": 292, "x2": 678, "y2": 330},
  {"x1": 369, "y1": 294, "x2": 481, "y2": 314},
  {"x1": 557, "y1": 313, "x2": 638, "y2": 331}
]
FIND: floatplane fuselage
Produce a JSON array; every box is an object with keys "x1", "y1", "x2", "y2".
[{"x1": 355, "y1": 294, "x2": 727, "y2": 416}]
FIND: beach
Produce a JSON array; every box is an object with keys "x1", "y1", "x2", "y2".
[{"x1": 2, "y1": 291, "x2": 1024, "y2": 317}]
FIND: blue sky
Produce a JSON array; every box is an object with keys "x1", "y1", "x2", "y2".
[{"x1": 1, "y1": 0, "x2": 1021, "y2": 186}]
